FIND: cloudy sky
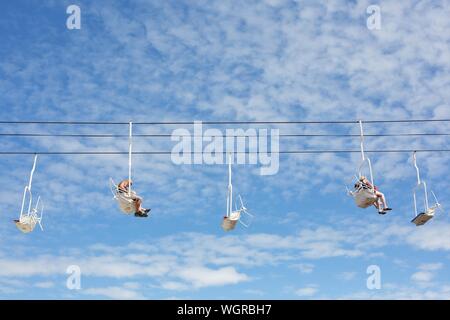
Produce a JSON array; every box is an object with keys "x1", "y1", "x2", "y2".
[{"x1": 0, "y1": 0, "x2": 449, "y2": 299}]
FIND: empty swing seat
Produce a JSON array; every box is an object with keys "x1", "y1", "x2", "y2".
[
  {"x1": 411, "y1": 207, "x2": 436, "y2": 226},
  {"x1": 222, "y1": 211, "x2": 240, "y2": 232},
  {"x1": 14, "y1": 216, "x2": 36, "y2": 234}
]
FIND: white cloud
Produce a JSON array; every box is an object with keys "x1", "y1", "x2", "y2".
[
  {"x1": 160, "y1": 281, "x2": 189, "y2": 291},
  {"x1": 411, "y1": 271, "x2": 433, "y2": 283},
  {"x1": 176, "y1": 266, "x2": 249, "y2": 288},
  {"x1": 243, "y1": 289, "x2": 265, "y2": 296},
  {"x1": 0, "y1": 218, "x2": 448, "y2": 293},
  {"x1": 122, "y1": 282, "x2": 141, "y2": 290},
  {"x1": 0, "y1": 215, "x2": 449, "y2": 299},
  {"x1": 419, "y1": 263, "x2": 443, "y2": 271},
  {"x1": 34, "y1": 281, "x2": 55, "y2": 289},
  {"x1": 411, "y1": 263, "x2": 443, "y2": 285},
  {"x1": 406, "y1": 225, "x2": 450, "y2": 251},
  {"x1": 338, "y1": 272, "x2": 356, "y2": 281},
  {"x1": 295, "y1": 285, "x2": 318, "y2": 297},
  {"x1": 291, "y1": 263, "x2": 314, "y2": 274},
  {"x1": 84, "y1": 286, "x2": 143, "y2": 300},
  {"x1": 0, "y1": 285, "x2": 20, "y2": 295},
  {"x1": 342, "y1": 282, "x2": 450, "y2": 300}
]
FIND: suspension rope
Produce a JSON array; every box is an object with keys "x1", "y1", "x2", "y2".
[
  {"x1": 0, "y1": 119, "x2": 450, "y2": 125},
  {"x1": 1, "y1": 133, "x2": 449, "y2": 138},
  {"x1": 0, "y1": 149, "x2": 449, "y2": 155}
]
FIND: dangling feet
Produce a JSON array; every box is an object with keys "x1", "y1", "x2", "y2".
[
  {"x1": 134, "y1": 212, "x2": 146, "y2": 217},
  {"x1": 378, "y1": 208, "x2": 392, "y2": 215},
  {"x1": 135, "y1": 208, "x2": 151, "y2": 218}
]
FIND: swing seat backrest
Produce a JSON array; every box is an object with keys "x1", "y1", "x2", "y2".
[
  {"x1": 426, "y1": 206, "x2": 437, "y2": 216},
  {"x1": 412, "y1": 181, "x2": 431, "y2": 218},
  {"x1": 229, "y1": 210, "x2": 241, "y2": 221},
  {"x1": 238, "y1": 210, "x2": 254, "y2": 228}
]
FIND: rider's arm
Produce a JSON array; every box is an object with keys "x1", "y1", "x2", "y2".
[{"x1": 364, "y1": 179, "x2": 374, "y2": 189}]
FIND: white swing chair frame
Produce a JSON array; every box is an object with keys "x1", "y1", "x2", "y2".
[
  {"x1": 348, "y1": 121, "x2": 378, "y2": 208},
  {"x1": 109, "y1": 122, "x2": 138, "y2": 214},
  {"x1": 15, "y1": 154, "x2": 44, "y2": 233},
  {"x1": 222, "y1": 153, "x2": 254, "y2": 231},
  {"x1": 411, "y1": 152, "x2": 441, "y2": 226}
]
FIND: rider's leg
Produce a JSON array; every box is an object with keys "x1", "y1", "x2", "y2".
[
  {"x1": 375, "y1": 191, "x2": 385, "y2": 209},
  {"x1": 373, "y1": 201, "x2": 380, "y2": 210},
  {"x1": 134, "y1": 198, "x2": 142, "y2": 213},
  {"x1": 374, "y1": 199, "x2": 385, "y2": 213},
  {"x1": 136, "y1": 197, "x2": 149, "y2": 214}
]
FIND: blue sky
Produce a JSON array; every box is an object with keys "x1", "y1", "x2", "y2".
[{"x1": 0, "y1": 0, "x2": 450, "y2": 299}]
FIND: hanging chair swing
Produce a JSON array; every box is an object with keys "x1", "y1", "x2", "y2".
[
  {"x1": 222, "y1": 153, "x2": 254, "y2": 231},
  {"x1": 348, "y1": 121, "x2": 378, "y2": 208},
  {"x1": 109, "y1": 122, "x2": 147, "y2": 216},
  {"x1": 411, "y1": 152, "x2": 444, "y2": 226},
  {"x1": 14, "y1": 154, "x2": 44, "y2": 233}
]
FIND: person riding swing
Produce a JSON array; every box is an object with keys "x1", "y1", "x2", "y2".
[
  {"x1": 117, "y1": 179, "x2": 150, "y2": 217},
  {"x1": 357, "y1": 176, "x2": 392, "y2": 214}
]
